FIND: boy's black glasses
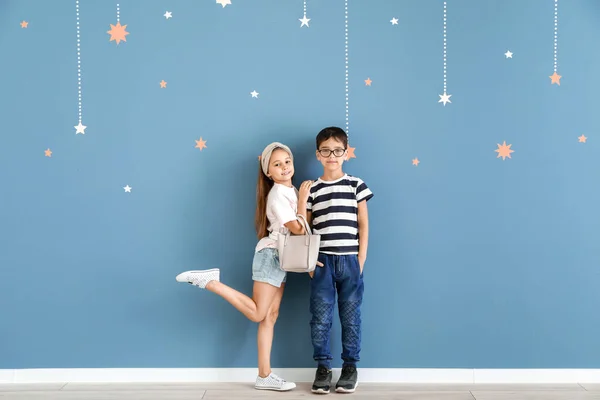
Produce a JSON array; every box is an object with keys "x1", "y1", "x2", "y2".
[{"x1": 318, "y1": 148, "x2": 346, "y2": 157}]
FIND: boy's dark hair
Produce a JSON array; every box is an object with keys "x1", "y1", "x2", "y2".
[{"x1": 316, "y1": 126, "x2": 348, "y2": 149}]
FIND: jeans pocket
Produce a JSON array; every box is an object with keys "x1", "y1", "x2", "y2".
[
  {"x1": 354, "y1": 255, "x2": 363, "y2": 278},
  {"x1": 310, "y1": 261, "x2": 320, "y2": 280}
]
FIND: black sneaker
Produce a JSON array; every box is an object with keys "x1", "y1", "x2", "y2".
[
  {"x1": 311, "y1": 366, "x2": 332, "y2": 394},
  {"x1": 335, "y1": 365, "x2": 358, "y2": 393}
]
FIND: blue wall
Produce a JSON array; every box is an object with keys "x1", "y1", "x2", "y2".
[{"x1": 1, "y1": 0, "x2": 600, "y2": 369}]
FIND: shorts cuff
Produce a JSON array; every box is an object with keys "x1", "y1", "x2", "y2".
[{"x1": 252, "y1": 276, "x2": 285, "y2": 288}]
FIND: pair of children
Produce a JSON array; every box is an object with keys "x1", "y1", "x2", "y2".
[{"x1": 175, "y1": 127, "x2": 373, "y2": 394}]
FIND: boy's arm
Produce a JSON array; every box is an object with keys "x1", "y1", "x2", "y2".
[
  {"x1": 357, "y1": 200, "x2": 369, "y2": 272},
  {"x1": 306, "y1": 208, "x2": 323, "y2": 273},
  {"x1": 305, "y1": 181, "x2": 314, "y2": 228}
]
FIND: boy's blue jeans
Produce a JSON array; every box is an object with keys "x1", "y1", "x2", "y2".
[{"x1": 309, "y1": 253, "x2": 364, "y2": 369}]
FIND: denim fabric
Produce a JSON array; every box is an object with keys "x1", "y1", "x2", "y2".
[
  {"x1": 252, "y1": 248, "x2": 286, "y2": 288},
  {"x1": 309, "y1": 253, "x2": 364, "y2": 369}
]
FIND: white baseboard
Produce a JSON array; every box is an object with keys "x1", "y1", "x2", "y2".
[{"x1": 1, "y1": 368, "x2": 600, "y2": 384}]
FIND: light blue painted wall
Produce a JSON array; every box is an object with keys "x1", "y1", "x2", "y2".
[{"x1": 1, "y1": 0, "x2": 599, "y2": 369}]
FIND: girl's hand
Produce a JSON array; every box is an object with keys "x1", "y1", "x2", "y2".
[{"x1": 299, "y1": 180, "x2": 313, "y2": 202}]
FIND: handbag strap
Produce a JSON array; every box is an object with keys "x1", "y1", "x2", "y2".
[
  {"x1": 269, "y1": 215, "x2": 312, "y2": 238},
  {"x1": 296, "y1": 214, "x2": 312, "y2": 235}
]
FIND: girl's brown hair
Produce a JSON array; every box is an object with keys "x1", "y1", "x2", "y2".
[{"x1": 255, "y1": 158, "x2": 274, "y2": 239}]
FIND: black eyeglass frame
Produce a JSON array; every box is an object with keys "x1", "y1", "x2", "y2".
[{"x1": 317, "y1": 148, "x2": 347, "y2": 157}]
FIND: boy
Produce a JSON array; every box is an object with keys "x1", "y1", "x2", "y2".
[{"x1": 306, "y1": 126, "x2": 373, "y2": 394}]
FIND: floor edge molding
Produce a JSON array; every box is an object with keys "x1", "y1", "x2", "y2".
[{"x1": 1, "y1": 368, "x2": 600, "y2": 384}]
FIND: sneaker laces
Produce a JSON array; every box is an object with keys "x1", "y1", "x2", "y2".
[
  {"x1": 269, "y1": 373, "x2": 285, "y2": 383},
  {"x1": 340, "y1": 366, "x2": 356, "y2": 379},
  {"x1": 316, "y1": 366, "x2": 330, "y2": 380}
]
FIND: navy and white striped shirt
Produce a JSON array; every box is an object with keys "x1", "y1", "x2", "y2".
[{"x1": 306, "y1": 174, "x2": 373, "y2": 255}]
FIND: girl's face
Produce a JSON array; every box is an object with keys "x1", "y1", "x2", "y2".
[{"x1": 267, "y1": 148, "x2": 294, "y2": 186}]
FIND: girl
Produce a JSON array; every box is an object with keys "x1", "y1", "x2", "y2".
[{"x1": 176, "y1": 142, "x2": 312, "y2": 392}]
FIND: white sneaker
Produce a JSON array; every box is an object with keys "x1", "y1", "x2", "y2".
[
  {"x1": 175, "y1": 269, "x2": 220, "y2": 289},
  {"x1": 255, "y1": 373, "x2": 296, "y2": 391}
]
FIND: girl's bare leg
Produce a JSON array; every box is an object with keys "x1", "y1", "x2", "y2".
[{"x1": 257, "y1": 283, "x2": 285, "y2": 377}]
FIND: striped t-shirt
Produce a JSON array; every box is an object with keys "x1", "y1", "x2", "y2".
[{"x1": 306, "y1": 174, "x2": 373, "y2": 255}]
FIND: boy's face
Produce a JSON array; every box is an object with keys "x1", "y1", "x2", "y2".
[{"x1": 316, "y1": 137, "x2": 347, "y2": 172}]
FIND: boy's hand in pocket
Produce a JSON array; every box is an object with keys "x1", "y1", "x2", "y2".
[
  {"x1": 309, "y1": 261, "x2": 324, "y2": 278},
  {"x1": 358, "y1": 255, "x2": 366, "y2": 274}
]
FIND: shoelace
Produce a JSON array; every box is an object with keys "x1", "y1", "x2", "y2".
[
  {"x1": 316, "y1": 368, "x2": 330, "y2": 380},
  {"x1": 270, "y1": 373, "x2": 285, "y2": 383},
  {"x1": 340, "y1": 367, "x2": 356, "y2": 379}
]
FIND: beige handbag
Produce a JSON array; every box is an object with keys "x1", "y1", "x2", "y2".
[{"x1": 277, "y1": 214, "x2": 321, "y2": 273}]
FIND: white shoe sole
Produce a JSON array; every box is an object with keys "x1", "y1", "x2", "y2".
[
  {"x1": 335, "y1": 382, "x2": 358, "y2": 393},
  {"x1": 311, "y1": 387, "x2": 330, "y2": 394},
  {"x1": 255, "y1": 384, "x2": 296, "y2": 391},
  {"x1": 175, "y1": 269, "x2": 219, "y2": 283}
]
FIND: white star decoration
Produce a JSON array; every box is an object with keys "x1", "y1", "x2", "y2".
[
  {"x1": 74, "y1": 122, "x2": 87, "y2": 134},
  {"x1": 164, "y1": 11, "x2": 172, "y2": 19},
  {"x1": 438, "y1": 92, "x2": 452, "y2": 106},
  {"x1": 216, "y1": 0, "x2": 231, "y2": 8},
  {"x1": 250, "y1": 90, "x2": 259, "y2": 98},
  {"x1": 299, "y1": 15, "x2": 310, "y2": 27},
  {"x1": 123, "y1": 185, "x2": 132, "y2": 193},
  {"x1": 390, "y1": 17, "x2": 398, "y2": 25},
  {"x1": 505, "y1": 50, "x2": 513, "y2": 58}
]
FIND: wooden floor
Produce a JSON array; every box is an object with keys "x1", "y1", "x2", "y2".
[{"x1": 0, "y1": 383, "x2": 599, "y2": 399}]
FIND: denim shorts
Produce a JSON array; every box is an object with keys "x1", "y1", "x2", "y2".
[{"x1": 252, "y1": 248, "x2": 287, "y2": 288}]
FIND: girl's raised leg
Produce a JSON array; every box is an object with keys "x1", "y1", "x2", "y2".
[{"x1": 176, "y1": 270, "x2": 277, "y2": 323}]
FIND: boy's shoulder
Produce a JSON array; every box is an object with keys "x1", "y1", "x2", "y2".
[
  {"x1": 310, "y1": 173, "x2": 366, "y2": 183},
  {"x1": 345, "y1": 174, "x2": 367, "y2": 183},
  {"x1": 309, "y1": 174, "x2": 366, "y2": 189},
  {"x1": 337, "y1": 174, "x2": 368, "y2": 187}
]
